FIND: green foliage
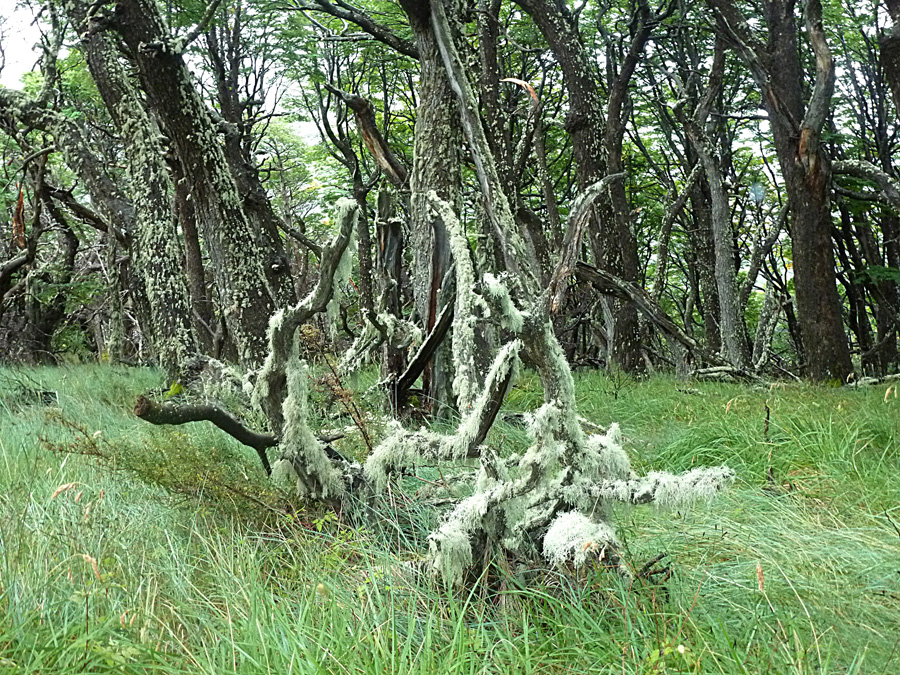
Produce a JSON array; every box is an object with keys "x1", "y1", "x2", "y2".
[{"x1": 855, "y1": 265, "x2": 900, "y2": 285}]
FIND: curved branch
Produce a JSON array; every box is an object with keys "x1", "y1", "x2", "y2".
[
  {"x1": 134, "y1": 395, "x2": 276, "y2": 474},
  {"x1": 255, "y1": 199, "x2": 358, "y2": 433},
  {"x1": 833, "y1": 159, "x2": 900, "y2": 211},
  {"x1": 295, "y1": 0, "x2": 419, "y2": 59}
]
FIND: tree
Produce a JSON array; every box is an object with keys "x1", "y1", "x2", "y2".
[{"x1": 707, "y1": 0, "x2": 853, "y2": 381}]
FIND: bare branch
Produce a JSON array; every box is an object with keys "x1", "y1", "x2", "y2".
[
  {"x1": 134, "y1": 395, "x2": 276, "y2": 474},
  {"x1": 833, "y1": 159, "x2": 900, "y2": 211}
]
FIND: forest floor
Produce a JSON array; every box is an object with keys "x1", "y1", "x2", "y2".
[{"x1": 0, "y1": 364, "x2": 898, "y2": 674}]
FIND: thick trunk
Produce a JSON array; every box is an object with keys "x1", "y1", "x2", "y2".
[
  {"x1": 709, "y1": 0, "x2": 852, "y2": 380},
  {"x1": 399, "y1": 0, "x2": 462, "y2": 417},
  {"x1": 112, "y1": 0, "x2": 277, "y2": 368},
  {"x1": 69, "y1": 3, "x2": 198, "y2": 379},
  {"x1": 779, "y1": 158, "x2": 850, "y2": 379},
  {"x1": 881, "y1": 1, "x2": 900, "y2": 114},
  {"x1": 205, "y1": 23, "x2": 296, "y2": 310}
]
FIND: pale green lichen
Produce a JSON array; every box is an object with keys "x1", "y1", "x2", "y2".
[
  {"x1": 363, "y1": 340, "x2": 520, "y2": 490},
  {"x1": 428, "y1": 520, "x2": 473, "y2": 586},
  {"x1": 340, "y1": 312, "x2": 422, "y2": 373},
  {"x1": 279, "y1": 344, "x2": 345, "y2": 499},
  {"x1": 482, "y1": 272, "x2": 526, "y2": 333},
  {"x1": 427, "y1": 191, "x2": 485, "y2": 412},
  {"x1": 543, "y1": 511, "x2": 618, "y2": 567},
  {"x1": 326, "y1": 220, "x2": 358, "y2": 336},
  {"x1": 560, "y1": 465, "x2": 735, "y2": 510}
]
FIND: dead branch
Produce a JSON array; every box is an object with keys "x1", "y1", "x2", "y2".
[{"x1": 134, "y1": 395, "x2": 276, "y2": 474}]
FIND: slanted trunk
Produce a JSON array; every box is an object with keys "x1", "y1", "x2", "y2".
[{"x1": 69, "y1": 2, "x2": 198, "y2": 379}]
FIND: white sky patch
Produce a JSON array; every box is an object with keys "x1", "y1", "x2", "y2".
[{"x1": 1, "y1": 5, "x2": 43, "y2": 89}]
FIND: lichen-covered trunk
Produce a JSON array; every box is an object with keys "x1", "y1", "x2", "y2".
[
  {"x1": 111, "y1": 0, "x2": 277, "y2": 369},
  {"x1": 68, "y1": 3, "x2": 197, "y2": 379},
  {"x1": 881, "y1": 2, "x2": 900, "y2": 116},
  {"x1": 710, "y1": 0, "x2": 851, "y2": 380},
  {"x1": 399, "y1": 0, "x2": 462, "y2": 418}
]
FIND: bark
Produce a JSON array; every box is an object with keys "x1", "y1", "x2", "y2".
[
  {"x1": 708, "y1": 0, "x2": 852, "y2": 381},
  {"x1": 255, "y1": 200, "x2": 358, "y2": 435},
  {"x1": 110, "y1": 0, "x2": 278, "y2": 368},
  {"x1": 375, "y1": 189, "x2": 407, "y2": 382},
  {"x1": 677, "y1": 38, "x2": 749, "y2": 368},
  {"x1": 172, "y1": 159, "x2": 215, "y2": 355},
  {"x1": 513, "y1": 0, "x2": 649, "y2": 372},
  {"x1": 68, "y1": 2, "x2": 198, "y2": 379},
  {"x1": 688, "y1": 171, "x2": 722, "y2": 351},
  {"x1": 204, "y1": 17, "x2": 296, "y2": 309},
  {"x1": 135, "y1": 395, "x2": 276, "y2": 474},
  {"x1": 398, "y1": 0, "x2": 462, "y2": 418},
  {"x1": 881, "y1": 1, "x2": 900, "y2": 115}
]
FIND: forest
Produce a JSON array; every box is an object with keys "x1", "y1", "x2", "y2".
[{"x1": 1, "y1": 0, "x2": 900, "y2": 672}]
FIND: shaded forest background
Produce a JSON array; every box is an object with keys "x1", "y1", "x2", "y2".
[
  {"x1": 1, "y1": 4, "x2": 900, "y2": 669},
  {"x1": 3, "y1": 0, "x2": 900, "y2": 391}
]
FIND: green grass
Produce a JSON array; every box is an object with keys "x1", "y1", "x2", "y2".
[{"x1": 1, "y1": 365, "x2": 898, "y2": 673}]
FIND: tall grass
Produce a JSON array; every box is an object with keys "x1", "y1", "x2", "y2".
[{"x1": 0, "y1": 365, "x2": 898, "y2": 673}]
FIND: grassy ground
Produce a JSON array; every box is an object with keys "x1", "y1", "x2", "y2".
[{"x1": 0, "y1": 364, "x2": 898, "y2": 673}]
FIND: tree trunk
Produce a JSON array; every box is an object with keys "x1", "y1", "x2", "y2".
[
  {"x1": 68, "y1": 1, "x2": 198, "y2": 379},
  {"x1": 881, "y1": 0, "x2": 900, "y2": 114},
  {"x1": 513, "y1": 0, "x2": 645, "y2": 372},
  {"x1": 111, "y1": 0, "x2": 278, "y2": 369},
  {"x1": 709, "y1": 0, "x2": 852, "y2": 380},
  {"x1": 399, "y1": 0, "x2": 462, "y2": 418}
]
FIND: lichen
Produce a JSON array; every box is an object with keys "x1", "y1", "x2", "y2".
[
  {"x1": 559, "y1": 465, "x2": 735, "y2": 510},
  {"x1": 542, "y1": 511, "x2": 618, "y2": 567},
  {"x1": 326, "y1": 219, "x2": 358, "y2": 337},
  {"x1": 363, "y1": 340, "x2": 520, "y2": 490},
  {"x1": 482, "y1": 272, "x2": 526, "y2": 332},
  {"x1": 279, "y1": 343, "x2": 345, "y2": 499},
  {"x1": 426, "y1": 191, "x2": 485, "y2": 412}
]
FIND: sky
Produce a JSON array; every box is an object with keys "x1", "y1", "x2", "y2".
[{"x1": 1, "y1": 5, "x2": 43, "y2": 89}]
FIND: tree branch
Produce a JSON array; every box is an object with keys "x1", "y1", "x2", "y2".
[
  {"x1": 177, "y1": 0, "x2": 225, "y2": 52},
  {"x1": 833, "y1": 159, "x2": 900, "y2": 210},
  {"x1": 294, "y1": 0, "x2": 419, "y2": 59},
  {"x1": 134, "y1": 395, "x2": 276, "y2": 474}
]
